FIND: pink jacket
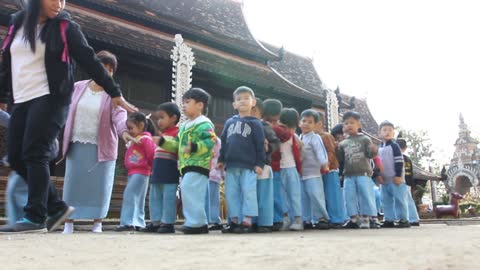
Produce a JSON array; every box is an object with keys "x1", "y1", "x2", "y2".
[
  {"x1": 124, "y1": 132, "x2": 156, "y2": 176},
  {"x1": 62, "y1": 80, "x2": 127, "y2": 162},
  {"x1": 209, "y1": 138, "x2": 225, "y2": 183}
]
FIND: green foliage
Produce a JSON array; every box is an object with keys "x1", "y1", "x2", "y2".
[
  {"x1": 397, "y1": 127, "x2": 434, "y2": 168},
  {"x1": 459, "y1": 203, "x2": 480, "y2": 213}
]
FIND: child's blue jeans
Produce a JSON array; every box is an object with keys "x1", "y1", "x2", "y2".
[
  {"x1": 273, "y1": 171, "x2": 285, "y2": 223},
  {"x1": 181, "y1": 172, "x2": 209, "y2": 228},
  {"x1": 120, "y1": 174, "x2": 149, "y2": 227},
  {"x1": 382, "y1": 179, "x2": 409, "y2": 222},
  {"x1": 225, "y1": 168, "x2": 258, "y2": 220},
  {"x1": 344, "y1": 175, "x2": 377, "y2": 217},
  {"x1": 149, "y1": 183, "x2": 177, "y2": 224},
  {"x1": 323, "y1": 171, "x2": 348, "y2": 223},
  {"x1": 6, "y1": 172, "x2": 28, "y2": 225},
  {"x1": 281, "y1": 167, "x2": 302, "y2": 219},
  {"x1": 257, "y1": 175, "x2": 274, "y2": 227},
  {"x1": 395, "y1": 186, "x2": 419, "y2": 223},
  {"x1": 301, "y1": 177, "x2": 329, "y2": 223},
  {"x1": 205, "y1": 181, "x2": 222, "y2": 224}
]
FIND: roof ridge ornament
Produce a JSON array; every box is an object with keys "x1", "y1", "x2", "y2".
[{"x1": 171, "y1": 34, "x2": 196, "y2": 125}]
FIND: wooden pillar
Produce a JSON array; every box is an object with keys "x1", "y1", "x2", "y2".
[{"x1": 430, "y1": 179, "x2": 437, "y2": 203}]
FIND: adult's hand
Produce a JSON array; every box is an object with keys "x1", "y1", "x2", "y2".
[
  {"x1": 0, "y1": 103, "x2": 7, "y2": 111},
  {"x1": 112, "y1": 96, "x2": 138, "y2": 113}
]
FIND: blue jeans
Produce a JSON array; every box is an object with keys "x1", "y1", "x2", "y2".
[
  {"x1": 149, "y1": 183, "x2": 177, "y2": 224},
  {"x1": 374, "y1": 185, "x2": 383, "y2": 214},
  {"x1": 257, "y1": 178, "x2": 274, "y2": 226},
  {"x1": 344, "y1": 176, "x2": 377, "y2": 217},
  {"x1": 5, "y1": 172, "x2": 28, "y2": 225},
  {"x1": 280, "y1": 167, "x2": 302, "y2": 218},
  {"x1": 205, "y1": 181, "x2": 222, "y2": 224},
  {"x1": 273, "y1": 171, "x2": 285, "y2": 223},
  {"x1": 382, "y1": 180, "x2": 409, "y2": 222},
  {"x1": 225, "y1": 168, "x2": 258, "y2": 219},
  {"x1": 395, "y1": 186, "x2": 419, "y2": 223},
  {"x1": 120, "y1": 174, "x2": 149, "y2": 227},
  {"x1": 323, "y1": 171, "x2": 348, "y2": 223},
  {"x1": 301, "y1": 177, "x2": 329, "y2": 223},
  {"x1": 180, "y1": 172, "x2": 209, "y2": 228}
]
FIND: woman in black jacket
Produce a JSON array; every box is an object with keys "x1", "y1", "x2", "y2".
[{"x1": 0, "y1": 0, "x2": 137, "y2": 233}]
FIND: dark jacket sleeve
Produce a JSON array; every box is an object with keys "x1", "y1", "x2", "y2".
[
  {"x1": 264, "y1": 123, "x2": 280, "y2": 158},
  {"x1": 0, "y1": 17, "x2": 13, "y2": 104},
  {"x1": 218, "y1": 119, "x2": 229, "y2": 164},
  {"x1": 66, "y1": 21, "x2": 121, "y2": 98},
  {"x1": 253, "y1": 120, "x2": 266, "y2": 168},
  {"x1": 392, "y1": 143, "x2": 404, "y2": 177}
]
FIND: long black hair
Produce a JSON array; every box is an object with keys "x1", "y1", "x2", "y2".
[
  {"x1": 22, "y1": 0, "x2": 43, "y2": 52},
  {"x1": 127, "y1": 112, "x2": 156, "y2": 136}
]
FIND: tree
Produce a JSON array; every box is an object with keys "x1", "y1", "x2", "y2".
[{"x1": 397, "y1": 127, "x2": 434, "y2": 169}]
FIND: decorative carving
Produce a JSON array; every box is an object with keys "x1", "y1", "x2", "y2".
[
  {"x1": 171, "y1": 34, "x2": 195, "y2": 125},
  {"x1": 326, "y1": 88, "x2": 339, "y2": 131}
]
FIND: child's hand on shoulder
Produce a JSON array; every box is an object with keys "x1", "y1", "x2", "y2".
[
  {"x1": 394, "y1": 177, "x2": 403, "y2": 185},
  {"x1": 122, "y1": 132, "x2": 138, "y2": 144},
  {"x1": 216, "y1": 162, "x2": 225, "y2": 171},
  {"x1": 255, "y1": 166, "x2": 263, "y2": 175}
]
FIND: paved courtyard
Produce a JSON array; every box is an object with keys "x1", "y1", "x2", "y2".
[{"x1": 0, "y1": 224, "x2": 478, "y2": 270}]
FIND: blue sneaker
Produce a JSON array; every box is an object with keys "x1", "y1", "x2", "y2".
[{"x1": 0, "y1": 218, "x2": 47, "y2": 234}]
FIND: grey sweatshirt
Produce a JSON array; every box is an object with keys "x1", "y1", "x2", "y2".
[{"x1": 336, "y1": 134, "x2": 376, "y2": 177}]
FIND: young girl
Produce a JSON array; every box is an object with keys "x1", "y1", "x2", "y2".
[
  {"x1": 141, "y1": 102, "x2": 181, "y2": 234},
  {"x1": 274, "y1": 108, "x2": 303, "y2": 231},
  {"x1": 0, "y1": 0, "x2": 136, "y2": 234},
  {"x1": 116, "y1": 112, "x2": 156, "y2": 231}
]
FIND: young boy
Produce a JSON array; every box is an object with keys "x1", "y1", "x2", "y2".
[
  {"x1": 378, "y1": 121, "x2": 410, "y2": 228},
  {"x1": 300, "y1": 109, "x2": 330, "y2": 230},
  {"x1": 316, "y1": 114, "x2": 348, "y2": 228},
  {"x1": 336, "y1": 111, "x2": 378, "y2": 229},
  {"x1": 158, "y1": 88, "x2": 216, "y2": 234},
  {"x1": 142, "y1": 102, "x2": 181, "y2": 234},
  {"x1": 218, "y1": 87, "x2": 265, "y2": 234},
  {"x1": 396, "y1": 138, "x2": 420, "y2": 226},
  {"x1": 251, "y1": 98, "x2": 281, "y2": 233},
  {"x1": 262, "y1": 99, "x2": 286, "y2": 231},
  {"x1": 276, "y1": 108, "x2": 303, "y2": 231}
]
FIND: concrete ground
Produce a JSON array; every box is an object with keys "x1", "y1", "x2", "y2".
[{"x1": 0, "y1": 224, "x2": 479, "y2": 270}]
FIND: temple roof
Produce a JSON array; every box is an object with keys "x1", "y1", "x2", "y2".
[
  {"x1": 69, "y1": 0, "x2": 278, "y2": 62},
  {"x1": 260, "y1": 42, "x2": 325, "y2": 99},
  {"x1": 338, "y1": 93, "x2": 379, "y2": 136}
]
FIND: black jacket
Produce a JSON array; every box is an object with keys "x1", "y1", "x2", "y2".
[{"x1": 0, "y1": 11, "x2": 121, "y2": 105}]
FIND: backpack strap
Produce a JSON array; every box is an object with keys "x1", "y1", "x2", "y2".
[
  {"x1": 60, "y1": 20, "x2": 70, "y2": 64},
  {"x1": 1, "y1": 25, "x2": 15, "y2": 51}
]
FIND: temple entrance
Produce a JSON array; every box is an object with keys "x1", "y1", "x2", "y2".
[{"x1": 455, "y1": 176, "x2": 473, "y2": 195}]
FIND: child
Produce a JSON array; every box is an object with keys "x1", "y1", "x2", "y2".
[
  {"x1": 116, "y1": 113, "x2": 157, "y2": 231},
  {"x1": 300, "y1": 109, "x2": 330, "y2": 230},
  {"x1": 218, "y1": 87, "x2": 265, "y2": 234},
  {"x1": 206, "y1": 137, "x2": 224, "y2": 230},
  {"x1": 336, "y1": 111, "x2": 378, "y2": 229},
  {"x1": 276, "y1": 108, "x2": 303, "y2": 231},
  {"x1": 378, "y1": 121, "x2": 410, "y2": 228},
  {"x1": 141, "y1": 102, "x2": 181, "y2": 234},
  {"x1": 158, "y1": 88, "x2": 216, "y2": 234},
  {"x1": 263, "y1": 99, "x2": 285, "y2": 231},
  {"x1": 316, "y1": 115, "x2": 348, "y2": 228},
  {"x1": 396, "y1": 138, "x2": 420, "y2": 226},
  {"x1": 251, "y1": 98, "x2": 281, "y2": 233}
]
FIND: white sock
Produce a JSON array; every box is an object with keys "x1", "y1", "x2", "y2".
[
  {"x1": 63, "y1": 222, "x2": 74, "y2": 234},
  {"x1": 92, "y1": 222, "x2": 102, "y2": 233}
]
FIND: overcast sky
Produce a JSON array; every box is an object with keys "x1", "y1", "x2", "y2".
[{"x1": 244, "y1": 0, "x2": 480, "y2": 165}]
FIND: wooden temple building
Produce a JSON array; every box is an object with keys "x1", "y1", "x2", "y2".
[{"x1": 0, "y1": 0, "x2": 440, "y2": 216}]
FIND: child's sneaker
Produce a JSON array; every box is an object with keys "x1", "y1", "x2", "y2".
[
  {"x1": 221, "y1": 223, "x2": 239, "y2": 234},
  {"x1": 280, "y1": 217, "x2": 291, "y2": 231},
  {"x1": 303, "y1": 222, "x2": 314, "y2": 230},
  {"x1": 343, "y1": 220, "x2": 359, "y2": 229},
  {"x1": 272, "y1": 222, "x2": 283, "y2": 231},
  {"x1": 410, "y1": 221, "x2": 420, "y2": 227},
  {"x1": 315, "y1": 220, "x2": 330, "y2": 230},
  {"x1": 369, "y1": 219, "x2": 381, "y2": 229},
  {"x1": 179, "y1": 225, "x2": 208, "y2": 234},
  {"x1": 233, "y1": 222, "x2": 254, "y2": 234},
  {"x1": 208, "y1": 223, "x2": 224, "y2": 231},
  {"x1": 395, "y1": 220, "x2": 411, "y2": 228},
  {"x1": 381, "y1": 221, "x2": 395, "y2": 228},
  {"x1": 256, "y1": 226, "x2": 273, "y2": 233},
  {"x1": 140, "y1": 223, "x2": 161, "y2": 233},
  {"x1": 157, "y1": 224, "x2": 175, "y2": 234},
  {"x1": 114, "y1": 225, "x2": 136, "y2": 232},
  {"x1": 289, "y1": 222, "x2": 304, "y2": 231},
  {"x1": 359, "y1": 218, "x2": 370, "y2": 229}
]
